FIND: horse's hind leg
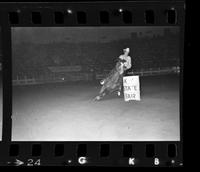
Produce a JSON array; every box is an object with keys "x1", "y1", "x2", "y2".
[
  {"x1": 117, "y1": 76, "x2": 123, "y2": 96},
  {"x1": 117, "y1": 86, "x2": 122, "y2": 96}
]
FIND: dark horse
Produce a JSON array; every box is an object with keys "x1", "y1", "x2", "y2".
[{"x1": 94, "y1": 60, "x2": 125, "y2": 101}]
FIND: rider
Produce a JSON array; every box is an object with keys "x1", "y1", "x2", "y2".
[
  {"x1": 119, "y1": 48, "x2": 131, "y2": 72},
  {"x1": 117, "y1": 48, "x2": 132, "y2": 96}
]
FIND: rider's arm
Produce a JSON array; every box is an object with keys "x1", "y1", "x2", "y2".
[
  {"x1": 118, "y1": 55, "x2": 126, "y2": 63},
  {"x1": 127, "y1": 56, "x2": 132, "y2": 69}
]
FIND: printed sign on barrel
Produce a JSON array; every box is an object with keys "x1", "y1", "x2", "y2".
[{"x1": 123, "y1": 76, "x2": 141, "y2": 101}]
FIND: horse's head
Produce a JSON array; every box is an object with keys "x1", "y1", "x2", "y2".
[{"x1": 115, "y1": 61, "x2": 124, "y2": 74}]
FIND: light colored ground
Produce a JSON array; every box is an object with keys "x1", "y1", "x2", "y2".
[{"x1": 11, "y1": 75, "x2": 180, "y2": 141}]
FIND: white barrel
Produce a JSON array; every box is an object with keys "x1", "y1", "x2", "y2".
[{"x1": 123, "y1": 75, "x2": 141, "y2": 101}]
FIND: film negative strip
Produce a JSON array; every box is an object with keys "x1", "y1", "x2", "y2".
[{"x1": 0, "y1": 0, "x2": 184, "y2": 167}]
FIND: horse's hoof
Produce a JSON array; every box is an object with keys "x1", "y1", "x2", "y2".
[{"x1": 94, "y1": 96, "x2": 101, "y2": 101}]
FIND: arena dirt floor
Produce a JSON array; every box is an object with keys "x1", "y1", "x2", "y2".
[{"x1": 11, "y1": 74, "x2": 180, "y2": 141}]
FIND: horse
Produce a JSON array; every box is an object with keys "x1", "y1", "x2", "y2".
[{"x1": 94, "y1": 61, "x2": 125, "y2": 101}]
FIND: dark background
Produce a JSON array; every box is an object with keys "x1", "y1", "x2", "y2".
[{"x1": 12, "y1": 27, "x2": 180, "y2": 82}]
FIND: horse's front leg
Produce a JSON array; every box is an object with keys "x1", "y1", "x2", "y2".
[{"x1": 94, "y1": 86, "x2": 106, "y2": 101}]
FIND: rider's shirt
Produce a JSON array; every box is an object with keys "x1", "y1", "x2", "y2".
[{"x1": 119, "y1": 55, "x2": 132, "y2": 70}]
